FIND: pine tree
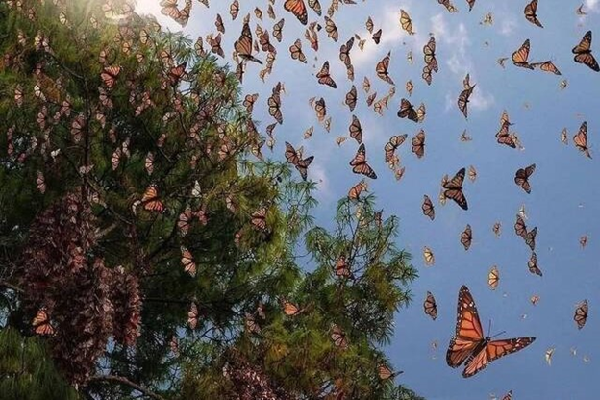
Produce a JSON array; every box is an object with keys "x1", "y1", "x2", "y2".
[{"x1": 0, "y1": 1, "x2": 423, "y2": 399}]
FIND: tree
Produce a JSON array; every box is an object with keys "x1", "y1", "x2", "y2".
[{"x1": 0, "y1": 1, "x2": 422, "y2": 399}]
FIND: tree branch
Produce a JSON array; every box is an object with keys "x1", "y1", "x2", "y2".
[
  {"x1": 87, "y1": 375, "x2": 166, "y2": 400},
  {"x1": 0, "y1": 281, "x2": 23, "y2": 293}
]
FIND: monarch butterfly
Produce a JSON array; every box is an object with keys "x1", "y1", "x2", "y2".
[
  {"x1": 373, "y1": 94, "x2": 391, "y2": 115},
  {"x1": 229, "y1": 0, "x2": 238, "y2": 19},
  {"x1": 525, "y1": 227, "x2": 537, "y2": 251},
  {"x1": 273, "y1": 18, "x2": 285, "y2": 42},
  {"x1": 282, "y1": 299, "x2": 302, "y2": 316},
  {"x1": 349, "y1": 115, "x2": 363, "y2": 144},
  {"x1": 561, "y1": 128, "x2": 568, "y2": 144},
  {"x1": 289, "y1": 38, "x2": 307, "y2": 63},
  {"x1": 530, "y1": 295, "x2": 540, "y2": 305},
  {"x1": 349, "y1": 144, "x2": 377, "y2": 179},
  {"x1": 303, "y1": 126, "x2": 313, "y2": 139},
  {"x1": 405, "y1": 80, "x2": 413, "y2": 97},
  {"x1": 365, "y1": 16, "x2": 374, "y2": 34},
  {"x1": 466, "y1": 0, "x2": 476, "y2": 11},
  {"x1": 514, "y1": 214, "x2": 528, "y2": 238},
  {"x1": 467, "y1": 165, "x2": 477, "y2": 183},
  {"x1": 375, "y1": 52, "x2": 394, "y2": 85},
  {"x1": 362, "y1": 76, "x2": 371, "y2": 93},
  {"x1": 180, "y1": 246, "x2": 196, "y2": 277},
  {"x1": 461, "y1": 224, "x2": 472, "y2": 250},
  {"x1": 267, "y1": 92, "x2": 283, "y2": 124},
  {"x1": 186, "y1": 302, "x2": 198, "y2": 329},
  {"x1": 254, "y1": 6, "x2": 263, "y2": 20},
  {"x1": 235, "y1": 22, "x2": 262, "y2": 63},
  {"x1": 366, "y1": 92, "x2": 377, "y2": 107},
  {"x1": 141, "y1": 185, "x2": 164, "y2": 213},
  {"x1": 423, "y1": 246, "x2": 435, "y2": 266},
  {"x1": 524, "y1": 0, "x2": 543, "y2": 28},
  {"x1": 377, "y1": 363, "x2": 402, "y2": 380},
  {"x1": 512, "y1": 39, "x2": 534, "y2": 69},
  {"x1": 528, "y1": 252, "x2": 542, "y2": 276},
  {"x1": 32, "y1": 308, "x2": 54, "y2": 336},
  {"x1": 384, "y1": 135, "x2": 407, "y2": 164},
  {"x1": 372, "y1": 28, "x2": 382, "y2": 44},
  {"x1": 344, "y1": 85, "x2": 357, "y2": 112},
  {"x1": 545, "y1": 347, "x2": 555, "y2": 365},
  {"x1": 324, "y1": 16, "x2": 338, "y2": 41},
  {"x1": 399, "y1": 10, "x2": 414, "y2": 35},
  {"x1": 284, "y1": 0, "x2": 308, "y2": 25},
  {"x1": 573, "y1": 121, "x2": 592, "y2": 158},
  {"x1": 14, "y1": 85, "x2": 23, "y2": 107},
  {"x1": 177, "y1": 208, "x2": 192, "y2": 236},
  {"x1": 36, "y1": 171, "x2": 46, "y2": 194},
  {"x1": 335, "y1": 255, "x2": 351, "y2": 277},
  {"x1": 285, "y1": 142, "x2": 313, "y2": 181},
  {"x1": 502, "y1": 390, "x2": 513, "y2": 400},
  {"x1": 446, "y1": 286, "x2": 536, "y2": 378},
  {"x1": 457, "y1": 84, "x2": 475, "y2": 119},
  {"x1": 514, "y1": 163, "x2": 536, "y2": 193},
  {"x1": 398, "y1": 98, "x2": 418, "y2": 122},
  {"x1": 243, "y1": 93, "x2": 259, "y2": 113},
  {"x1": 331, "y1": 324, "x2": 348, "y2": 349},
  {"x1": 574, "y1": 300, "x2": 588, "y2": 329},
  {"x1": 530, "y1": 61, "x2": 561, "y2": 75},
  {"x1": 394, "y1": 166, "x2": 406, "y2": 181},
  {"x1": 488, "y1": 265, "x2": 499, "y2": 290},
  {"x1": 267, "y1": 4, "x2": 275, "y2": 19},
  {"x1": 422, "y1": 194, "x2": 435, "y2": 220},
  {"x1": 167, "y1": 62, "x2": 186, "y2": 86},
  {"x1": 496, "y1": 121, "x2": 517, "y2": 148},
  {"x1": 259, "y1": 31, "x2": 276, "y2": 54},
  {"x1": 316, "y1": 61, "x2": 337, "y2": 88},
  {"x1": 580, "y1": 235, "x2": 588, "y2": 248},
  {"x1": 245, "y1": 312, "x2": 261, "y2": 334},
  {"x1": 144, "y1": 152, "x2": 154, "y2": 175},
  {"x1": 442, "y1": 168, "x2": 468, "y2": 210},
  {"x1": 208, "y1": 34, "x2": 224, "y2": 58},
  {"x1": 493, "y1": 222, "x2": 502, "y2": 237},
  {"x1": 422, "y1": 63, "x2": 433, "y2": 86},
  {"x1": 214, "y1": 13, "x2": 225, "y2": 33},
  {"x1": 348, "y1": 180, "x2": 367, "y2": 200},
  {"x1": 314, "y1": 97, "x2": 327, "y2": 122},
  {"x1": 424, "y1": 291, "x2": 438, "y2": 320},
  {"x1": 100, "y1": 65, "x2": 120, "y2": 88},
  {"x1": 423, "y1": 36, "x2": 438, "y2": 72}
]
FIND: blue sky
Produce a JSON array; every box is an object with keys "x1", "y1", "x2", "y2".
[{"x1": 138, "y1": 0, "x2": 600, "y2": 398}]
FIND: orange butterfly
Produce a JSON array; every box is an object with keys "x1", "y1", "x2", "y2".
[
  {"x1": 461, "y1": 224, "x2": 472, "y2": 250},
  {"x1": 141, "y1": 185, "x2": 164, "y2": 213},
  {"x1": 168, "y1": 62, "x2": 186, "y2": 86},
  {"x1": 348, "y1": 180, "x2": 367, "y2": 200},
  {"x1": 422, "y1": 194, "x2": 435, "y2": 220},
  {"x1": 101, "y1": 65, "x2": 121, "y2": 88},
  {"x1": 235, "y1": 22, "x2": 262, "y2": 63},
  {"x1": 349, "y1": 144, "x2": 377, "y2": 179},
  {"x1": 335, "y1": 255, "x2": 351, "y2": 277},
  {"x1": 514, "y1": 163, "x2": 536, "y2": 193},
  {"x1": 376, "y1": 52, "x2": 394, "y2": 85},
  {"x1": 530, "y1": 61, "x2": 561, "y2": 75},
  {"x1": 424, "y1": 291, "x2": 438, "y2": 320},
  {"x1": 32, "y1": 308, "x2": 55, "y2": 336},
  {"x1": 512, "y1": 39, "x2": 534, "y2": 69},
  {"x1": 284, "y1": 0, "x2": 308, "y2": 25},
  {"x1": 345, "y1": 85, "x2": 357, "y2": 112},
  {"x1": 442, "y1": 168, "x2": 468, "y2": 210},
  {"x1": 316, "y1": 61, "x2": 337, "y2": 88},
  {"x1": 180, "y1": 246, "x2": 196, "y2": 277},
  {"x1": 572, "y1": 31, "x2": 599, "y2": 72},
  {"x1": 285, "y1": 142, "x2": 313, "y2": 181},
  {"x1": 384, "y1": 135, "x2": 407, "y2": 165},
  {"x1": 398, "y1": 98, "x2": 418, "y2": 122},
  {"x1": 573, "y1": 121, "x2": 592, "y2": 158},
  {"x1": 528, "y1": 251, "x2": 542, "y2": 276},
  {"x1": 524, "y1": 0, "x2": 543, "y2": 28},
  {"x1": 187, "y1": 302, "x2": 199, "y2": 329},
  {"x1": 349, "y1": 114, "x2": 363, "y2": 144},
  {"x1": 446, "y1": 286, "x2": 536, "y2": 378}
]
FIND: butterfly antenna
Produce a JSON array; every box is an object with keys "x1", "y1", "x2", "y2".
[{"x1": 491, "y1": 330, "x2": 507, "y2": 339}]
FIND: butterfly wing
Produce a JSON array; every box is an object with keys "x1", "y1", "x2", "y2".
[
  {"x1": 284, "y1": 0, "x2": 308, "y2": 25},
  {"x1": 524, "y1": 0, "x2": 543, "y2": 28},
  {"x1": 424, "y1": 291, "x2": 438, "y2": 320},
  {"x1": 512, "y1": 39, "x2": 534, "y2": 69},
  {"x1": 447, "y1": 286, "x2": 485, "y2": 368},
  {"x1": 463, "y1": 337, "x2": 536, "y2": 378}
]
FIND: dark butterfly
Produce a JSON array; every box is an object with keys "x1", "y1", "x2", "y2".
[
  {"x1": 349, "y1": 114, "x2": 363, "y2": 144},
  {"x1": 461, "y1": 224, "x2": 472, "y2": 250},
  {"x1": 422, "y1": 194, "x2": 435, "y2": 220},
  {"x1": 284, "y1": 0, "x2": 308, "y2": 25},
  {"x1": 345, "y1": 85, "x2": 357, "y2": 112},
  {"x1": 424, "y1": 291, "x2": 438, "y2": 320},
  {"x1": 285, "y1": 142, "x2": 313, "y2": 181},
  {"x1": 398, "y1": 98, "x2": 418, "y2": 122},
  {"x1": 442, "y1": 168, "x2": 468, "y2": 210},
  {"x1": 528, "y1": 252, "x2": 543, "y2": 276},
  {"x1": 384, "y1": 135, "x2": 407, "y2": 164},
  {"x1": 372, "y1": 28, "x2": 382, "y2": 44},
  {"x1": 524, "y1": 0, "x2": 543, "y2": 28},
  {"x1": 514, "y1": 163, "x2": 536, "y2": 193},
  {"x1": 574, "y1": 300, "x2": 588, "y2": 330},
  {"x1": 573, "y1": 121, "x2": 592, "y2": 158},
  {"x1": 349, "y1": 144, "x2": 377, "y2": 179},
  {"x1": 457, "y1": 84, "x2": 475, "y2": 119},
  {"x1": 316, "y1": 61, "x2": 337, "y2": 88}
]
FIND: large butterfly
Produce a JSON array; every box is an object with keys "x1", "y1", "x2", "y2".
[
  {"x1": 424, "y1": 291, "x2": 438, "y2": 320},
  {"x1": 235, "y1": 22, "x2": 262, "y2": 63},
  {"x1": 285, "y1": 142, "x2": 314, "y2": 181},
  {"x1": 446, "y1": 286, "x2": 536, "y2": 378},
  {"x1": 284, "y1": 0, "x2": 308, "y2": 25},
  {"x1": 524, "y1": 0, "x2": 543, "y2": 28},
  {"x1": 316, "y1": 61, "x2": 337, "y2": 88},
  {"x1": 101, "y1": 65, "x2": 121, "y2": 88},
  {"x1": 289, "y1": 38, "x2": 307, "y2": 63},
  {"x1": 324, "y1": 16, "x2": 338, "y2": 41},
  {"x1": 573, "y1": 121, "x2": 592, "y2": 158},
  {"x1": 496, "y1": 121, "x2": 517, "y2": 148},
  {"x1": 349, "y1": 144, "x2": 377, "y2": 179},
  {"x1": 141, "y1": 185, "x2": 164, "y2": 213},
  {"x1": 572, "y1": 31, "x2": 599, "y2": 72},
  {"x1": 514, "y1": 163, "x2": 536, "y2": 193},
  {"x1": 512, "y1": 39, "x2": 534, "y2": 69},
  {"x1": 349, "y1": 114, "x2": 363, "y2": 144},
  {"x1": 442, "y1": 168, "x2": 468, "y2": 210},
  {"x1": 376, "y1": 52, "x2": 394, "y2": 85},
  {"x1": 384, "y1": 134, "x2": 407, "y2": 164}
]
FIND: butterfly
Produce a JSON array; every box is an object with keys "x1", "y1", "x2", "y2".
[
  {"x1": 141, "y1": 185, "x2": 164, "y2": 213},
  {"x1": 316, "y1": 61, "x2": 337, "y2": 88},
  {"x1": 229, "y1": 0, "x2": 239, "y2": 19},
  {"x1": 167, "y1": 62, "x2": 186, "y2": 86},
  {"x1": 400, "y1": 10, "x2": 414, "y2": 35},
  {"x1": 339, "y1": 36, "x2": 354, "y2": 66},
  {"x1": 577, "y1": 3, "x2": 587, "y2": 15},
  {"x1": 273, "y1": 18, "x2": 285, "y2": 42},
  {"x1": 423, "y1": 36, "x2": 438, "y2": 72},
  {"x1": 461, "y1": 224, "x2": 472, "y2": 250},
  {"x1": 285, "y1": 142, "x2": 314, "y2": 181},
  {"x1": 398, "y1": 98, "x2": 418, "y2": 122},
  {"x1": 289, "y1": 38, "x2": 307, "y2": 63},
  {"x1": 513, "y1": 214, "x2": 529, "y2": 239},
  {"x1": 32, "y1": 308, "x2": 55, "y2": 336},
  {"x1": 572, "y1": 31, "x2": 599, "y2": 71},
  {"x1": 335, "y1": 255, "x2": 351, "y2": 277},
  {"x1": 530, "y1": 295, "x2": 540, "y2": 306},
  {"x1": 514, "y1": 163, "x2": 536, "y2": 193},
  {"x1": 457, "y1": 84, "x2": 475, "y2": 119},
  {"x1": 348, "y1": 180, "x2": 367, "y2": 200},
  {"x1": 411, "y1": 129, "x2": 425, "y2": 159},
  {"x1": 530, "y1": 61, "x2": 561, "y2": 75},
  {"x1": 461, "y1": 130, "x2": 473, "y2": 142},
  {"x1": 442, "y1": 168, "x2": 468, "y2": 210},
  {"x1": 377, "y1": 364, "x2": 403, "y2": 380},
  {"x1": 501, "y1": 391, "x2": 513, "y2": 400},
  {"x1": 528, "y1": 252, "x2": 542, "y2": 276},
  {"x1": 284, "y1": 0, "x2": 308, "y2": 25},
  {"x1": 331, "y1": 324, "x2": 348, "y2": 349},
  {"x1": 349, "y1": 115, "x2": 363, "y2": 144},
  {"x1": 324, "y1": 16, "x2": 338, "y2": 41},
  {"x1": 365, "y1": 16, "x2": 374, "y2": 34},
  {"x1": 180, "y1": 246, "x2": 196, "y2": 276},
  {"x1": 208, "y1": 34, "x2": 224, "y2": 58},
  {"x1": 423, "y1": 246, "x2": 435, "y2": 266},
  {"x1": 36, "y1": 171, "x2": 46, "y2": 193},
  {"x1": 376, "y1": 52, "x2": 394, "y2": 85},
  {"x1": 496, "y1": 121, "x2": 517, "y2": 148},
  {"x1": 100, "y1": 65, "x2": 120, "y2": 88},
  {"x1": 422, "y1": 195, "x2": 435, "y2": 220},
  {"x1": 422, "y1": 63, "x2": 434, "y2": 86},
  {"x1": 384, "y1": 135, "x2": 407, "y2": 165},
  {"x1": 268, "y1": 92, "x2": 283, "y2": 124},
  {"x1": 574, "y1": 300, "x2": 588, "y2": 329},
  {"x1": 372, "y1": 28, "x2": 382, "y2": 44},
  {"x1": 251, "y1": 208, "x2": 267, "y2": 231},
  {"x1": 187, "y1": 302, "x2": 199, "y2": 329},
  {"x1": 282, "y1": 299, "x2": 303, "y2": 316},
  {"x1": 214, "y1": 13, "x2": 225, "y2": 33},
  {"x1": 524, "y1": 0, "x2": 543, "y2": 28},
  {"x1": 349, "y1": 144, "x2": 377, "y2": 179},
  {"x1": 512, "y1": 39, "x2": 534, "y2": 69},
  {"x1": 446, "y1": 286, "x2": 536, "y2": 378},
  {"x1": 580, "y1": 235, "x2": 588, "y2": 248},
  {"x1": 344, "y1": 86, "x2": 357, "y2": 112},
  {"x1": 235, "y1": 22, "x2": 262, "y2": 63},
  {"x1": 488, "y1": 266, "x2": 499, "y2": 290},
  {"x1": 314, "y1": 97, "x2": 327, "y2": 122},
  {"x1": 424, "y1": 291, "x2": 438, "y2": 320},
  {"x1": 573, "y1": 121, "x2": 592, "y2": 158},
  {"x1": 243, "y1": 93, "x2": 259, "y2": 114},
  {"x1": 260, "y1": 31, "x2": 276, "y2": 53}
]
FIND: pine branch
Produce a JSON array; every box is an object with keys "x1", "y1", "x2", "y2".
[{"x1": 87, "y1": 375, "x2": 166, "y2": 400}]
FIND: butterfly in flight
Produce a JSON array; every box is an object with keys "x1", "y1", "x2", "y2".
[
  {"x1": 442, "y1": 168, "x2": 468, "y2": 210},
  {"x1": 349, "y1": 144, "x2": 377, "y2": 179},
  {"x1": 572, "y1": 31, "x2": 599, "y2": 72},
  {"x1": 446, "y1": 286, "x2": 536, "y2": 378}
]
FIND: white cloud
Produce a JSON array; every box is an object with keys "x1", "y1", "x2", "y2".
[
  {"x1": 499, "y1": 17, "x2": 517, "y2": 36},
  {"x1": 469, "y1": 86, "x2": 494, "y2": 111},
  {"x1": 586, "y1": 0, "x2": 599, "y2": 11}
]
